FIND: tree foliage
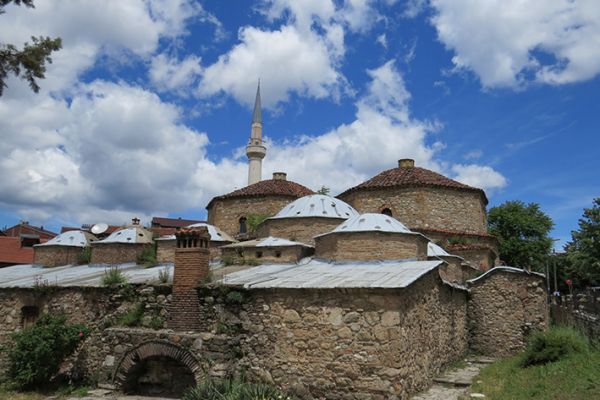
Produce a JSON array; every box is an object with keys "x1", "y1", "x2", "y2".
[
  {"x1": 316, "y1": 186, "x2": 331, "y2": 195},
  {"x1": 565, "y1": 198, "x2": 600, "y2": 286},
  {"x1": 0, "y1": 0, "x2": 62, "y2": 96},
  {"x1": 488, "y1": 200, "x2": 554, "y2": 269}
]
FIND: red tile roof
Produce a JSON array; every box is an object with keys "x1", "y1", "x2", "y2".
[
  {"x1": 207, "y1": 179, "x2": 314, "y2": 209},
  {"x1": 3, "y1": 223, "x2": 57, "y2": 240},
  {"x1": 151, "y1": 217, "x2": 204, "y2": 228},
  {"x1": 0, "y1": 237, "x2": 36, "y2": 265},
  {"x1": 338, "y1": 166, "x2": 488, "y2": 204}
]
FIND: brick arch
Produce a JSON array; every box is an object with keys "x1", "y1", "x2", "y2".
[{"x1": 113, "y1": 340, "x2": 203, "y2": 387}]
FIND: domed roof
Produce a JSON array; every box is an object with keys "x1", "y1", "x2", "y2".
[
  {"x1": 338, "y1": 161, "x2": 487, "y2": 204},
  {"x1": 99, "y1": 227, "x2": 153, "y2": 244},
  {"x1": 270, "y1": 194, "x2": 358, "y2": 220},
  {"x1": 328, "y1": 213, "x2": 414, "y2": 234},
  {"x1": 207, "y1": 175, "x2": 314, "y2": 209},
  {"x1": 222, "y1": 236, "x2": 311, "y2": 249},
  {"x1": 187, "y1": 222, "x2": 235, "y2": 242},
  {"x1": 38, "y1": 230, "x2": 98, "y2": 247}
]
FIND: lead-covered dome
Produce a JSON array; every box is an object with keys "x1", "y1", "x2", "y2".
[
  {"x1": 330, "y1": 213, "x2": 413, "y2": 234},
  {"x1": 270, "y1": 194, "x2": 358, "y2": 220},
  {"x1": 99, "y1": 227, "x2": 153, "y2": 244},
  {"x1": 37, "y1": 230, "x2": 98, "y2": 247}
]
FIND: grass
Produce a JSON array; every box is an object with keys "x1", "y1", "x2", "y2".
[
  {"x1": 0, "y1": 383, "x2": 89, "y2": 399},
  {"x1": 117, "y1": 303, "x2": 145, "y2": 327},
  {"x1": 101, "y1": 266, "x2": 127, "y2": 286},
  {"x1": 470, "y1": 331, "x2": 600, "y2": 399}
]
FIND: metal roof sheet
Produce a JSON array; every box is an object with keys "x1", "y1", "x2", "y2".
[
  {"x1": 318, "y1": 213, "x2": 414, "y2": 237},
  {"x1": 269, "y1": 194, "x2": 358, "y2": 220},
  {"x1": 467, "y1": 266, "x2": 546, "y2": 285},
  {"x1": 222, "y1": 236, "x2": 311, "y2": 249},
  {"x1": 221, "y1": 258, "x2": 443, "y2": 289},
  {"x1": 427, "y1": 242, "x2": 451, "y2": 257},
  {"x1": 186, "y1": 222, "x2": 236, "y2": 242},
  {"x1": 98, "y1": 227, "x2": 153, "y2": 244},
  {"x1": 37, "y1": 230, "x2": 98, "y2": 248}
]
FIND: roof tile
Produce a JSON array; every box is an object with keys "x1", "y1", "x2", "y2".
[{"x1": 208, "y1": 179, "x2": 314, "y2": 208}]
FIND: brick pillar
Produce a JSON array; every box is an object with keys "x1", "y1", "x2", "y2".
[{"x1": 168, "y1": 227, "x2": 210, "y2": 331}]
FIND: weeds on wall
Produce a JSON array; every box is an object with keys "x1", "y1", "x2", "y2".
[
  {"x1": 182, "y1": 378, "x2": 296, "y2": 400},
  {"x1": 101, "y1": 267, "x2": 128, "y2": 286},
  {"x1": 246, "y1": 214, "x2": 270, "y2": 232},
  {"x1": 157, "y1": 267, "x2": 171, "y2": 284},
  {"x1": 0, "y1": 314, "x2": 89, "y2": 389},
  {"x1": 117, "y1": 303, "x2": 145, "y2": 327},
  {"x1": 136, "y1": 245, "x2": 157, "y2": 268},
  {"x1": 77, "y1": 247, "x2": 92, "y2": 264}
]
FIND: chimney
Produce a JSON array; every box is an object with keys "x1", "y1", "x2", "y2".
[
  {"x1": 398, "y1": 159, "x2": 415, "y2": 168},
  {"x1": 168, "y1": 227, "x2": 210, "y2": 331},
  {"x1": 131, "y1": 217, "x2": 140, "y2": 225},
  {"x1": 273, "y1": 172, "x2": 287, "y2": 181}
]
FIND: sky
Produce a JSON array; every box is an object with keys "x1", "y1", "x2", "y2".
[{"x1": 0, "y1": 0, "x2": 598, "y2": 249}]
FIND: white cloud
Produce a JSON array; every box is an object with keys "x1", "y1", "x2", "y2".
[
  {"x1": 429, "y1": 0, "x2": 600, "y2": 87},
  {"x1": 198, "y1": 25, "x2": 345, "y2": 108},
  {"x1": 149, "y1": 53, "x2": 203, "y2": 93},
  {"x1": 451, "y1": 164, "x2": 508, "y2": 192}
]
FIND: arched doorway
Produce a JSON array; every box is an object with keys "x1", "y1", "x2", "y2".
[
  {"x1": 113, "y1": 341, "x2": 202, "y2": 398},
  {"x1": 381, "y1": 208, "x2": 393, "y2": 217}
]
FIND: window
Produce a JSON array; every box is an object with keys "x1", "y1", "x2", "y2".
[
  {"x1": 381, "y1": 208, "x2": 393, "y2": 217},
  {"x1": 239, "y1": 217, "x2": 247, "y2": 234},
  {"x1": 256, "y1": 251, "x2": 263, "y2": 258},
  {"x1": 275, "y1": 251, "x2": 282, "y2": 258},
  {"x1": 21, "y1": 306, "x2": 39, "y2": 328}
]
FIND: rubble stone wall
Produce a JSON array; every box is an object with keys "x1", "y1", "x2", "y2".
[
  {"x1": 221, "y1": 245, "x2": 309, "y2": 264},
  {"x1": 90, "y1": 243, "x2": 150, "y2": 265},
  {"x1": 33, "y1": 245, "x2": 83, "y2": 267},
  {"x1": 468, "y1": 270, "x2": 549, "y2": 357},
  {"x1": 256, "y1": 217, "x2": 344, "y2": 246},
  {"x1": 339, "y1": 187, "x2": 487, "y2": 235}
]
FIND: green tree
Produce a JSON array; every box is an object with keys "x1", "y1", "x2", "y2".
[
  {"x1": 0, "y1": 0, "x2": 62, "y2": 96},
  {"x1": 316, "y1": 186, "x2": 330, "y2": 195},
  {"x1": 488, "y1": 200, "x2": 554, "y2": 270},
  {"x1": 565, "y1": 198, "x2": 600, "y2": 286}
]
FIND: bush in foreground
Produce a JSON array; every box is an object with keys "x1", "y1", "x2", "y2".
[
  {"x1": 183, "y1": 379, "x2": 295, "y2": 400},
  {"x1": 521, "y1": 326, "x2": 588, "y2": 367},
  {"x1": 2, "y1": 314, "x2": 88, "y2": 389}
]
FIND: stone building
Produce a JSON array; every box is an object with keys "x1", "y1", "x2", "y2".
[
  {"x1": 315, "y1": 213, "x2": 429, "y2": 261},
  {"x1": 33, "y1": 230, "x2": 98, "y2": 267},
  {"x1": 90, "y1": 226, "x2": 153, "y2": 265},
  {"x1": 206, "y1": 172, "x2": 314, "y2": 238},
  {"x1": 337, "y1": 158, "x2": 499, "y2": 269},
  {"x1": 255, "y1": 194, "x2": 358, "y2": 245},
  {"x1": 220, "y1": 236, "x2": 313, "y2": 264},
  {"x1": 156, "y1": 222, "x2": 235, "y2": 263},
  {"x1": 427, "y1": 242, "x2": 477, "y2": 284}
]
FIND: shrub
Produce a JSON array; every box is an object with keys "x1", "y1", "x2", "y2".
[
  {"x1": 102, "y1": 266, "x2": 127, "y2": 286},
  {"x1": 77, "y1": 247, "x2": 92, "y2": 265},
  {"x1": 222, "y1": 255, "x2": 235, "y2": 266},
  {"x1": 137, "y1": 246, "x2": 157, "y2": 268},
  {"x1": 2, "y1": 314, "x2": 89, "y2": 389},
  {"x1": 183, "y1": 379, "x2": 294, "y2": 400},
  {"x1": 158, "y1": 267, "x2": 170, "y2": 284},
  {"x1": 149, "y1": 316, "x2": 165, "y2": 330},
  {"x1": 118, "y1": 303, "x2": 145, "y2": 327},
  {"x1": 521, "y1": 326, "x2": 589, "y2": 367},
  {"x1": 225, "y1": 290, "x2": 244, "y2": 305}
]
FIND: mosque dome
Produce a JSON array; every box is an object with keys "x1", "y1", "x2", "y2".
[
  {"x1": 270, "y1": 194, "x2": 358, "y2": 220},
  {"x1": 329, "y1": 213, "x2": 414, "y2": 234},
  {"x1": 38, "y1": 230, "x2": 98, "y2": 247},
  {"x1": 99, "y1": 227, "x2": 153, "y2": 244}
]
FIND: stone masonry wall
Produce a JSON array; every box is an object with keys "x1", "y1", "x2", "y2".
[
  {"x1": 226, "y1": 272, "x2": 469, "y2": 399},
  {"x1": 450, "y1": 248, "x2": 497, "y2": 271},
  {"x1": 340, "y1": 187, "x2": 487, "y2": 235},
  {"x1": 256, "y1": 217, "x2": 344, "y2": 246},
  {"x1": 315, "y1": 231, "x2": 428, "y2": 261},
  {"x1": 33, "y1": 245, "x2": 84, "y2": 267},
  {"x1": 207, "y1": 196, "x2": 296, "y2": 238},
  {"x1": 90, "y1": 243, "x2": 150, "y2": 265},
  {"x1": 468, "y1": 270, "x2": 549, "y2": 357}
]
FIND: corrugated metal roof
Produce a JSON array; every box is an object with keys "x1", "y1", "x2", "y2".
[
  {"x1": 0, "y1": 263, "x2": 173, "y2": 287},
  {"x1": 187, "y1": 223, "x2": 236, "y2": 242},
  {"x1": 269, "y1": 194, "x2": 358, "y2": 220},
  {"x1": 221, "y1": 258, "x2": 443, "y2": 289},
  {"x1": 36, "y1": 230, "x2": 98, "y2": 248},
  {"x1": 97, "y1": 227, "x2": 153, "y2": 244},
  {"x1": 221, "y1": 236, "x2": 311, "y2": 248},
  {"x1": 467, "y1": 266, "x2": 546, "y2": 285}
]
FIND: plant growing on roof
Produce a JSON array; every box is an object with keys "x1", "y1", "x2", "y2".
[
  {"x1": 136, "y1": 245, "x2": 157, "y2": 268},
  {"x1": 101, "y1": 266, "x2": 127, "y2": 286},
  {"x1": 246, "y1": 213, "x2": 270, "y2": 232}
]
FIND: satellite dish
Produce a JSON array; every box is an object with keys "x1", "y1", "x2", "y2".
[{"x1": 91, "y1": 223, "x2": 108, "y2": 235}]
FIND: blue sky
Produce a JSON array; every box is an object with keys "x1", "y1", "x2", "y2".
[{"x1": 0, "y1": 0, "x2": 598, "y2": 249}]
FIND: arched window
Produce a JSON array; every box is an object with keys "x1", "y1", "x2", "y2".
[
  {"x1": 239, "y1": 217, "x2": 247, "y2": 234},
  {"x1": 381, "y1": 208, "x2": 393, "y2": 217}
]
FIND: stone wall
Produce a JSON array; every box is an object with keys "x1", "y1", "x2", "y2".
[
  {"x1": 315, "y1": 231, "x2": 428, "y2": 261},
  {"x1": 256, "y1": 217, "x2": 344, "y2": 246},
  {"x1": 221, "y1": 245, "x2": 311, "y2": 264},
  {"x1": 450, "y1": 247, "x2": 497, "y2": 271},
  {"x1": 207, "y1": 196, "x2": 296, "y2": 238},
  {"x1": 436, "y1": 256, "x2": 477, "y2": 284},
  {"x1": 468, "y1": 269, "x2": 549, "y2": 357},
  {"x1": 91, "y1": 243, "x2": 151, "y2": 265},
  {"x1": 339, "y1": 187, "x2": 487, "y2": 235},
  {"x1": 33, "y1": 245, "x2": 84, "y2": 267}
]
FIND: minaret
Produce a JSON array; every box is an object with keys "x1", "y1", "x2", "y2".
[{"x1": 246, "y1": 81, "x2": 266, "y2": 185}]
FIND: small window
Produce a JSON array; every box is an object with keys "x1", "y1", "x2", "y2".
[
  {"x1": 256, "y1": 251, "x2": 263, "y2": 258},
  {"x1": 239, "y1": 217, "x2": 247, "y2": 234},
  {"x1": 275, "y1": 251, "x2": 282, "y2": 258},
  {"x1": 21, "y1": 306, "x2": 39, "y2": 328},
  {"x1": 381, "y1": 208, "x2": 393, "y2": 217}
]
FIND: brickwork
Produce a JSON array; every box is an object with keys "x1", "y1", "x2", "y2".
[
  {"x1": 221, "y1": 245, "x2": 311, "y2": 264},
  {"x1": 157, "y1": 239, "x2": 227, "y2": 264},
  {"x1": 33, "y1": 245, "x2": 83, "y2": 267},
  {"x1": 207, "y1": 196, "x2": 295, "y2": 238},
  {"x1": 315, "y1": 231, "x2": 428, "y2": 261},
  {"x1": 256, "y1": 217, "x2": 343, "y2": 246},
  {"x1": 339, "y1": 187, "x2": 487, "y2": 235},
  {"x1": 90, "y1": 243, "x2": 150, "y2": 265},
  {"x1": 468, "y1": 269, "x2": 549, "y2": 357}
]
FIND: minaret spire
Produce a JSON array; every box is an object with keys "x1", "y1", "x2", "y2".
[{"x1": 246, "y1": 80, "x2": 266, "y2": 185}]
